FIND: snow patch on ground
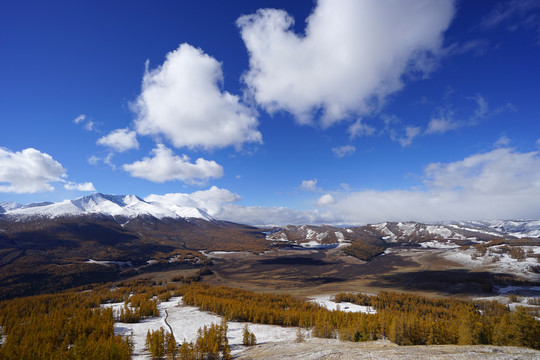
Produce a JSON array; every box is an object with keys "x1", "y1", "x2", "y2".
[
  {"x1": 397, "y1": 222, "x2": 416, "y2": 236},
  {"x1": 266, "y1": 231, "x2": 289, "y2": 242},
  {"x1": 306, "y1": 229, "x2": 316, "y2": 240},
  {"x1": 426, "y1": 225, "x2": 453, "y2": 238},
  {"x1": 86, "y1": 259, "x2": 132, "y2": 267},
  {"x1": 106, "y1": 297, "x2": 301, "y2": 359},
  {"x1": 335, "y1": 232, "x2": 345, "y2": 242},
  {"x1": 309, "y1": 295, "x2": 377, "y2": 314},
  {"x1": 441, "y1": 247, "x2": 540, "y2": 277},
  {"x1": 419, "y1": 241, "x2": 459, "y2": 249}
]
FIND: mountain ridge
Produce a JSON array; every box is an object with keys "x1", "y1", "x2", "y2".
[
  {"x1": 1, "y1": 193, "x2": 540, "y2": 241},
  {"x1": 0, "y1": 192, "x2": 214, "y2": 222}
]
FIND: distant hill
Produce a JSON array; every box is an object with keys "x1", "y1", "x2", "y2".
[{"x1": 1, "y1": 193, "x2": 539, "y2": 299}]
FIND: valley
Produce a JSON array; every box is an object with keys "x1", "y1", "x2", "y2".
[{"x1": 1, "y1": 194, "x2": 540, "y2": 359}]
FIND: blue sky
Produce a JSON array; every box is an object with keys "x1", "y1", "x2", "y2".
[{"x1": 1, "y1": 0, "x2": 540, "y2": 225}]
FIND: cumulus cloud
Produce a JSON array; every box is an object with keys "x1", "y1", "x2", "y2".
[
  {"x1": 317, "y1": 194, "x2": 336, "y2": 206},
  {"x1": 0, "y1": 147, "x2": 66, "y2": 193},
  {"x1": 64, "y1": 181, "x2": 96, "y2": 191},
  {"x1": 146, "y1": 186, "x2": 241, "y2": 216},
  {"x1": 300, "y1": 179, "x2": 319, "y2": 192},
  {"x1": 97, "y1": 128, "x2": 139, "y2": 152},
  {"x1": 237, "y1": 0, "x2": 454, "y2": 125},
  {"x1": 122, "y1": 144, "x2": 223, "y2": 184},
  {"x1": 146, "y1": 186, "x2": 333, "y2": 226},
  {"x1": 319, "y1": 147, "x2": 540, "y2": 224},
  {"x1": 332, "y1": 145, "x2": 356, "y2": 158},
  {"x1": 133, "y1": 43, "x2": 262, "y2": 150}
]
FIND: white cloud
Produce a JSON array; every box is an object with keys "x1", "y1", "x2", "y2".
[
  {"x1": 0, "y1": 147, "x2": 66, "y2": 193},
  {"x1": 84, "y1": 121, "x2": 95, "y2": 131},
  {"x1": 146, "y1": 186, "x2": 333, "y2": 226},
  {"x1": 398, "y1": 126, "x2": 421, "y2": 147},
  {"x1": 133, "y1": 43, "x2": 262, "y2": 150},
  {"x1": 480, "y1": 0, "x2": 540, "y2": 42},
  {"x1": 494, "y1": 135, "x2": 511, "y2": 148},
  {"x1": 88, "y1": 153, "x2": 115, "y2": 169},
  {"x1": 122, "y1": 144, "x2": 223, "y2": 184},
  {"x1": 425, "y1": 94, "x2": 513, "y2": 136},
  {"x1": 217, "y1": 204, "x2": 332, "y2": 226},
  {"x1": 97, "y1": 128, "x2": 139, "y2": 152},
  {"x1": 317, "y1": 194, "x2": 336, "y2": 206},
  {"x1": 468, "y1": 94, "x2": 489, "y2": 124},
  {"x1": 348, "y1": 119, "x2": 375, "y2": 139},
  {"x1": 73, "y1": 114, "x2": 86, "y2": 124},
  {"x1": 73, "y1": 114, "x2": 96, "y2": 131},
  {"x1": 332, "y1": 145, "x2": 356, "y2": 158},
  {"x1": 64, "y1": 181, "x2": 96, "y2": 192},
  {"x1": 300, "y1": 179, "x2": 319, "y2": 192},
  {"x1": 425, "y1": 116, "x2": 459, "y2": 135},
  {"x1": 320, "y1": 147, "x2": 540, "y2": 224},
  {"x1": 384, "y1": 114, "x2": 421, "y2": 147},
  {"x1": 146, "y1": 186, "x2": 241, "y2": 216},
  {"x1": 237, "y1": 0, "x2": 454, "y2": 126}
]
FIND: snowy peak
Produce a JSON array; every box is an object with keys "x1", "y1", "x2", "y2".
[
  {"x1": 265, "y1": 220, "x2": 540, "y2": 248},
  {"x1": 0, "y1": 201, "x2": 23, "y2": 211},
  {"x1": 1, "y1": 193, "x2": 215, "y2": 222}
]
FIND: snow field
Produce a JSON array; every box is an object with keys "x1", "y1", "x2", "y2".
[
  {"x1": 309, "y1": 294, "x2": 377, "y2": 314},
  {"x1": 105, "y1": 297, "x2": 303, "y2": 359},
  {"x1": 441, "y1": 245, "x2": 540, "y2": 277},
  {"x1": 419, "y1": 240, "x2": 459, "y2": 249}
]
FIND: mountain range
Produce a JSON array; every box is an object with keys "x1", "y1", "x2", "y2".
[
  {"x1": 1, "y1": 192, "x2": 539, "y2": 300},
  {"x1": 0, "y1": 192, "x2": 213, "y2": 221},
  {"x1": 2, "y1": 193, "x2": 540, "y2": 242}
]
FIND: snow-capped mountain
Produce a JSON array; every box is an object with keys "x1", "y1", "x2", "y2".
[
  {"x1": 0, "y1": 193, "x2": 214, "y2": 221},
  {"x1": 0, "y1": 201, "x2": 23, "y2": 211},
  {"x1": 265, "y1": 220, "x2": 540, "y2": 247}
]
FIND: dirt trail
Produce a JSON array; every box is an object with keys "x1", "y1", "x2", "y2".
[{"x1": 163, "y1": 309, "x2": 174, "y2": 337}]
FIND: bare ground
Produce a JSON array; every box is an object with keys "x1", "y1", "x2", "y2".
[
  {"x1": 204, "y1": 247, "x2": 527, "y2": 300},
  {"x1": 237, "y1": 338, "x2": 540, "y2": 360}
]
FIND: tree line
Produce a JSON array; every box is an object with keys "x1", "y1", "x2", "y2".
[{"x1": 1, "y1": 278, "x2": 539, "y2": 360}]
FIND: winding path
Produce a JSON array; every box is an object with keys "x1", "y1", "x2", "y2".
[{"x1": 163, "y1": 309, "x2": 175, "y2": 338}]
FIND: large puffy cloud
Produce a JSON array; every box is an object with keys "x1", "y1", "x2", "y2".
[
  {"x1": 122, "y1": 144, "x2": 223, "y2": 184},
  {"x1": 133, "y1": 43, "x2": 262, "y2": 150},
  {"x1": 238, "y1": 0, "x2": 454, "y2": 125},
  {"x1": 146, "y1": 186, "x2": 241, "y2": 216},
  {"x1": 97, "y1": 128, "x2": 139, "y2": 152},
  {"x1": 319, "y1": 147, "x2": 540, "y2": 224},
  {"x1": 0, "y1": 147, "x2": 66, "y2": 193},
  {"x1": 146, "y1": 186, "x2": 331, "y2": 226}
]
